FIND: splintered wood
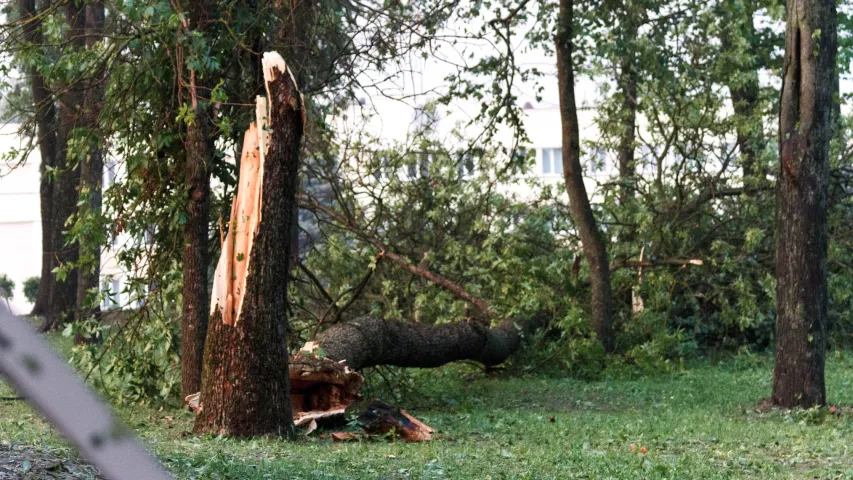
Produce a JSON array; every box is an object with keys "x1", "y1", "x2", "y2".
[
  {"x1": 186, "y1": 354, "x2": 363, "y2": 424},
  {"x1": 210, "y1": 53, "x2": 285, "y2": 326},
  {"x1": 210, "y1": 125, "x2": 261, "y2": 325},
  {"x1": 290, "y1": 355, "x2": 364, "y2": 426}
]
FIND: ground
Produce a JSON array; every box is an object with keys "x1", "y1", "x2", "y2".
[{"x1": 1, "y1": 338, "x2": 853, "y2": 478}]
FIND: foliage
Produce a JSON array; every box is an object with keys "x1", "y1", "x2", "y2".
[
  {"x1": 0, "y1": 274, "x2": 13, "y2": 301},
  {"x1": 64, "y1": 307, "x2": 182, "y2": 405},
  {"x1": 22, "y1": 276, "x2": 39, "y2": 304}
]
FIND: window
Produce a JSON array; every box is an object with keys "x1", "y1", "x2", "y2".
[
  {"x1": 103, "y1": 279, "x2": 120, "y2": 310},
  {"x1": 591, "y1": 148, "x2": 607, "y2": 174},
  {"x1": 373, "y1": 153, "x2": 389, "y2": 180},
  {"x1": 541, "y1": 148, "x2": 563, "y2": 175},
  {"x1": 103, "y1": 158, "x2": 117, "y2": 188},
  {"x1": 408, "y1": 152, "x2": 432, "y2": 179},
  {"x1": 143, "y1": 226, "x2": 155, "y2": 246},
  {"x1": 457, "y1": 150, "x2": 478, "y2": 179}
]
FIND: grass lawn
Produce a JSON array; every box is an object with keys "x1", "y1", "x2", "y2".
[{"x1": 2, "y1": 333, "x2": 853, "y2": 479}]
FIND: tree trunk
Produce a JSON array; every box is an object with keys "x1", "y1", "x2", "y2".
[
  {"x1": 772, "y1": 0, "x2": 836, "y2": 409},
  {"x1": 19, "y1": 0, "x2": 58, "y2": 318},
  {"x1": 194, "y1": 53, "x2": 302, "y2": 437},
  {"x1": 556, "y1": 0, "x2": 614, "y2": 352},
  {"x1": 720, "y1": 0, "x2": 762, "y2": 179},
  {"x1": 41, "y1": 0, "x2": 85, "y2": 331},
  {"x1": 75, "y1": 0, "x2": 106, "y2": 322},
  {"x1": 180, "y1": 0, "x2": 213, "y2": 398},
  {"x1": 313, "y1": 313, "x2": 547, "y2": 370},
  {"x1": 617, "y1": 14, "x2": 637, "y2": 211}
]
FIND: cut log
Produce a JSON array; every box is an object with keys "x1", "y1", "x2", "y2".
[
  {"x1": 193, "y1": 52, "x2": 304, "y2": 437},
  {"x1": 308, "y1": 313, "x2": 548, "y2": 370}
]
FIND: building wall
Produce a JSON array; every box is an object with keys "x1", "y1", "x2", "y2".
[
  {"x1": 0, "y1": 124, "x2": 43, "y2": 314},
  {"x1": 0, "y1": 124, "x2": 133, "y2": 314}
]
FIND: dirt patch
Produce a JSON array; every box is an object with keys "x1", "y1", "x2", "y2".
[{"x1": 0, "y1": 444, "x2": 101, "y2": 479}]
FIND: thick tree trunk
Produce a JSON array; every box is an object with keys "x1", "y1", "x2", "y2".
[
  {"x1": 41, "y1": 0, "x2": 85, "y2": 331},
  {"x1": 772, "y1": 0, "x2": 836, "y2": 409},
  {"x1": 313, "y1": 313, "x2": 547, "y2": 370},
  {"x1": 194, "y1": 53, "x2": 302, "y2": 437},
  {"x1": 179, "y1": 0, "x2": 213, "y2": 398},
  {"x1": 556, "y1": 0, "x2": 614, "y2": 352},
  {"x1": 19, "y1": 0, "x2": 58, "y2": 317},
  {"x1": 75, "y1": 0, "x2": 105, "y2": 322}
]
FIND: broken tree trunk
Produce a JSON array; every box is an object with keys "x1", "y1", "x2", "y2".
[
  {"x1": 193, "y1": 52, "x2": 303, "y2": 437},
  {"x1": 308, "y1": 314, "x2": 548, "y2": 370},
  {"x1": 187, "y1": 354, "x2": 364, "y2": 428},
  {"x1": 289, "y1": 355, "x2": 363, "y2": 426}
]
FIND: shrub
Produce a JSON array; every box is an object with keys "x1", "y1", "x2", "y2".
[
  {"x1": 23, "y1": 277, "x2": 39, "y2": 304},
  {"x1": 0, "y1": 274, "x2": 14, "y2": 301}
]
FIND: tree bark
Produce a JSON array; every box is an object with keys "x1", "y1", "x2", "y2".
[
  {"x1": 41, "y1": 0, "x2": 85, "y2": 331},
  {"x1": 313, "y1": 313, "x2": 547, "y2": 370},
  {"x1": 772, "y1": 0, "x2": 836, "y2": 409},
  {"x1": 19, "y1": 0, "x2": 58, "y2": 317},
  {"x1": 720, "y1": 0, "x2": 762, "y2": 179},
  {"x1": 75, "y1": 0, "x2": 105, "y2": 322},
  {"x1": 180, "y1": 0, "x2": 213, "y2": 398},
  {"x1": 556, "y1": 0, "x2": 614, "y2": 352},
  {"x1": 617, "y1": 12, "x2": 637, "y2": 210},
  {"x1": 194, "y1": 53, "x2": 302, "y2": 437}
]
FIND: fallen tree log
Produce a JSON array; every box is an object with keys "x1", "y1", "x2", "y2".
[{"x1": 307, "y1": 313, "x2": 548, "y2": 370}]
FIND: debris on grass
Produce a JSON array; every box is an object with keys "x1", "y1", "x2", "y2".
[{"x1": 356, "y1": 399, "x2": 434, "y2": 442}]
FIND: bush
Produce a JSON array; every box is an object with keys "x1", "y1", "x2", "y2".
[
  {"x1": 0, "y1": 274, "x2": 14, "y2": 301},
  {"x1": 67, "y1": 310, "x2": 182, "y2": 405},
  {"x1": 23, "y1": 277, "x2": 39, "y2": 304}
]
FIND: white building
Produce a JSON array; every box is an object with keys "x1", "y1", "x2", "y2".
[
  {"x1": 0, "y1": 123, "x2": 133, "y2": 314},
  {"x1": 0, "y1": 123, "x2": 43, "y2": 314}
]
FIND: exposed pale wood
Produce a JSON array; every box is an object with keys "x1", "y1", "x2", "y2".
[{"x1": 210, "y1": 125, "x2": 262, "y2": 325}]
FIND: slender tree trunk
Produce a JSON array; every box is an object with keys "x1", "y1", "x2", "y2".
[
  {"x1": 616, "y1": 8, "x2": 639, "y2": 313},
  {"x1": 730, "y1": 79, "x2": 760, "y2": 178},
  {"x1": 720, "y1": 1, "x2": 762, "y2": 178},
  {"x1": 75, "y1": 0, "x2": 105, "y2": 322},
  {"x1": 772, "y1": 0, "x2": 836, "y2": 409},
  {"x1": 41, "y1": 0, "x2": 85, "y2": 331},
  {"x1": 19, "y1": 0, "x2": 58, "y2": 318},
  {"x1": 194, "y1": 53, "x2": 301, "y2": 437},
  {"x1": 617, "y1": 15, "x2": 637, "y2": 210},
  {"x1": 180, "y1": 0, "x2": 213, "y2": 399},
  {"x1": 556, "y1": 0, "x2": 614, "y2": 352}
]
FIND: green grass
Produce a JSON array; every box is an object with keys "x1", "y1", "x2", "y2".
[{"x1": 3, "y1": 338, "x2": 853, "y2": 478}]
